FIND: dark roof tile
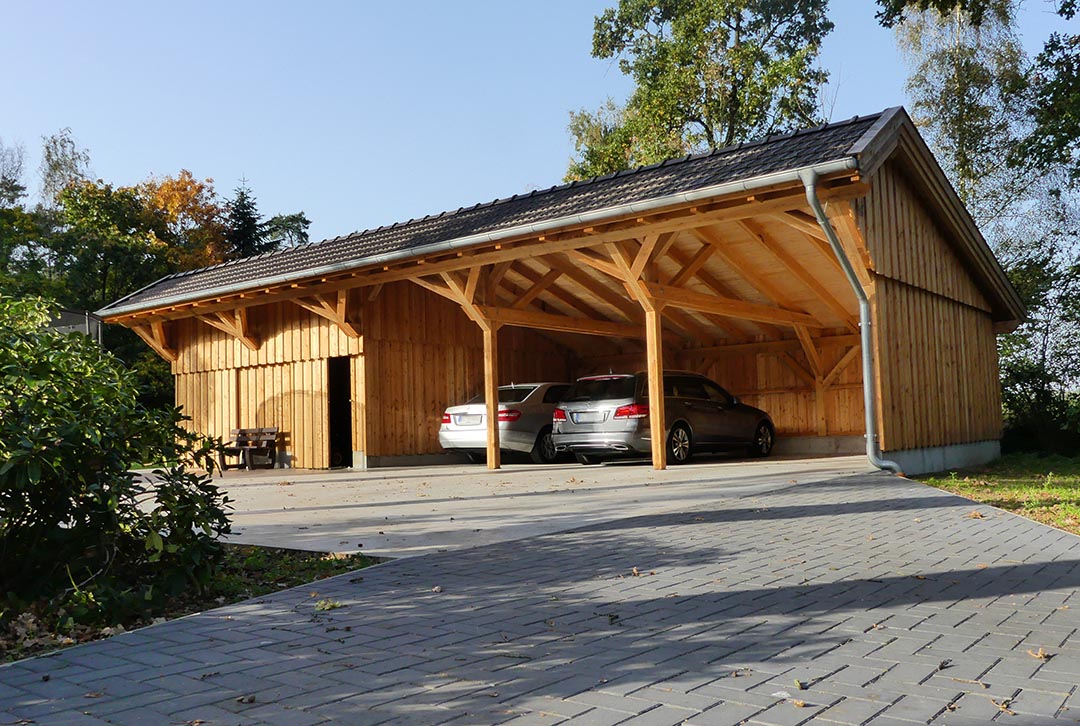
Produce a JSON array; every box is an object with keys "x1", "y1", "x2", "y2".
[{"x1": 100, "y1": 111, "x2": 883, "y2": 315}]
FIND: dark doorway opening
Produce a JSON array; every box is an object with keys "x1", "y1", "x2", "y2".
[{"x1": 327, "y1": 356, "x2": 353, "y2": 468}]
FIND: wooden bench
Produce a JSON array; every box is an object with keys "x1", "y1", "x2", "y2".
[{"x1": 219, "y1": 427, "x2": 279, "y2": 472}]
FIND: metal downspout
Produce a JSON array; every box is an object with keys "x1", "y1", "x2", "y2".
[{"x1": 799, "y1": 170, "x2": 902, "y2": 474}]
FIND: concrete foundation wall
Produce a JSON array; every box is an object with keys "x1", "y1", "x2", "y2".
[{"x1": 888, "y1": 440, "x2": 1001, "y2": 476}]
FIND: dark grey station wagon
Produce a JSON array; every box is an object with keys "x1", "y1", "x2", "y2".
[{"x1": 551, "y1": 372, "x2": 775, "y2": 465}]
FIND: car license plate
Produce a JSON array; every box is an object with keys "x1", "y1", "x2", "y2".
[
  {"x1": 572, "y1": 411, "x2": 604, "y2": 424},
  {"x1": 456, "y1": 414, "x2": 482, "y2": 426}
]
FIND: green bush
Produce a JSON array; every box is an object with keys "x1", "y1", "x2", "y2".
[{"x1": 0, "y1": 296, "x2": 231, "y2": 625}]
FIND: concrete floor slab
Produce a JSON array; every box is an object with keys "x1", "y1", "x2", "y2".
[{"x1": 220, "y1": 454, "x2": 873, "y2": 557}]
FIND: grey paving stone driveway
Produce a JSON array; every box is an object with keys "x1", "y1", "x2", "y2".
[{"x1": 4, "y1": 472, "x2": 1080, "y2": 725}]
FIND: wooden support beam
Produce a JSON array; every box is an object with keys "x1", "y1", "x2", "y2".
[
  {"x1": 772, "y1": 211, "x2": 827, "y2": 240},
  {"x1": 487, "y1": 261, "x2": 513, "y2": 300},
  {"x1": 512, "y1": 268, "x2": 562, "y2": 310},
  {"x1": 482, "y1": 322, "x2": 501, "y2": 470},
  {"x1": 645, "y1": 307, "x2": 667, "y2": 470},
  {"x1": 410, "y1": 276, "x2": 459, "y2": 303},
  {"x1": 826, "y1": 202, "x2": 875, "y2": 291},
  {"x1": 793, "y1": 325, "x2": 822, "y2": 377},
  {"x1": 293, "y1": 291, "x2": 360, "y2": 337},
  {"x1": 132, "y1": 322, "x2": 177, "y2": 361},
  {"x1": 667, "y1": 243, "x2": 716, "y2": 287},
  {"x1": 823, "y1": 344, "x2": 861, "y2": 387},
  {"x1": 477, "y1": 305, "x2": 645, "y2": 339},
  {"x1": 639, "y1": 282, "x2": 823, "y2": 328},
  {"x1": 464, "y1": 266, "x2": 482, "y2": 304},
  {"x1": 543, "y1": 254, "x2": 643, "y2": 323},
  {"x1": 197, "y1": 309, "x2": 259, "y2": 351},
  {"x1": 367, "y1": 283, "x2": 384, "y2": 301},
  {"x1": 679, "y1": 334, "x2": 860, "y2": 360},
  {"x1": 736, "y1": 219, "x2": 858, "y2": 333},
  {"x1": 780, "y1": 353, "x2": 816, "y2": 385},
  {"x1": 570, "y1": 249, "x2": 623, "y2": 279}
]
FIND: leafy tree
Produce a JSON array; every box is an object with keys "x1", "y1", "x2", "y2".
[
  {"x1": 876, "y1": 0, "x2": 995, "y2": 27},
  {"x1": 225, "y1": 183, "x2": 269, "y2": 258},
  {"x1": 51, "y1": 180, "x2": 170, "y2": 312},
  {"x1": 39, "y1": 128, "x2": 90, "y2": 207},
  {"x1": 139, "y1": 170, "x2": 228, "y2": 269},
  {"x1": 0, "y1": 296, "x2": 231, "y2": 623},
  {"x1": 567, "y1": 0, "x2": 834, "y2": 180},
  {"x1": 0, "y1": 137, "x2": 27, "y2": 206},
  {"x1": 894, "y1": 0, "x2": 1027, "y2": 224},
  {"x1": 225, "y1": 182, "x2": 311, "y2": 258},
  {"x1": 1020, "y1": 8, "x2": 1080, "y2": 180},
  {"x1": 263, "y1": 211, "x2": 311, "y2": 249}
]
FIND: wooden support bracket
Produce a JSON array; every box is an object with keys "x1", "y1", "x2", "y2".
[
  {"x1": 197, "y1": 309, "x2": 259, "y2": 351},
  {"x1": 132, "y1": 321, "x2": 178, "y2": 361},
  {"x1": 294, "y1": 290, "x2": 360, "y2": 337}
]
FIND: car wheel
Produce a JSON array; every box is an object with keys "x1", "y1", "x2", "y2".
[
  {"x1": 530, "y1": 427, "x2": 558, "y2": 464},
  {"x1": 667, "y1": 424, "x2": 693, "y2": 465},
  {"x1": 464, "y1": 451, "x2": 485, "y2": 465},
  {"x1": 575, "y1": 453, "x2": 603, "y2": 465},
  {"x1": 748, "y1": 421, "x2": 775, "y2": 457}
]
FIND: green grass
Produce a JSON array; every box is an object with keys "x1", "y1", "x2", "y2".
[
  {"x1": 918, "y1": 453, "x2": 1080, "y2": 533},
  {"x1": 2, "y1": 545, "x2": 376, "y2": 662}
]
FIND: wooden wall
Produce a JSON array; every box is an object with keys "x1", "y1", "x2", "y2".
[
  {"x1": 861, "y1": 161, "x2": 1002, "y2": 452},
  {"x1": 172, "y1": 284, "x2": 576, "y2": 466},
  {"x1": 362, "y1": 282, "x2": 574, "y2": 458},
  {"x1": 173, "y1": 299, "x2": 362, "y2": 469}
]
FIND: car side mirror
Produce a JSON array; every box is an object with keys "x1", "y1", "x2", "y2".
[{"x1": 730, "y1": 396, "x2": 739, "y2": 405}]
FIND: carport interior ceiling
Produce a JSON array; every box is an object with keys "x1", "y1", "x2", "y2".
[{"x1": 97, "y1": 106, "x2": 1024, "y2": 469}]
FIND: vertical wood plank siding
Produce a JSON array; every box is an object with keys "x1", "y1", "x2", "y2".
[
  {"x1": 862, "y1": 162, "x2": 1002, "y2": 452},
  {"x1": 362, "y1": 282, "x2": 572, "y2": 457},
  {"x1": 174, "y1": 284, "x2": 573, "y2": 465}
]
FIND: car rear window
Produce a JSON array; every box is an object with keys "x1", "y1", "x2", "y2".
[
  {"x1": 466, "y1": 386, "x2": 537, "y2": 404},
  {"x1": 563, "y1": 376, "x2": 637, "y2": 402}
]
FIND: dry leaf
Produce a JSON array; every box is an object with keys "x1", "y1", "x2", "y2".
[
  {"x1": 1027, "y1": 647, "x2": 1052, "y2": 660},
  {"x1": 792, "y1": 699, "x2": 807, "y2": 708},
  {"x1": 632, "y1": 567, "x2": 640, "y2": 577},
  {"x1": 945, "y1": 702, "x2": 958, "y2": 712},
  {"x1": 937, "y1": 659, "x2": 953, "y2": 671},
  {"x1": 967, "y1": 511, "x2": 987, "y2": 519},
  {"x1": 992, "y1": 698, "x2": 1015, "y2": 715},
  {"x1": 794, "y1": 679, "x2": 807, "y2": 690},
  {"x1": 431, "y1": 586, "x2": 443, "y2": 593},
  {"x1": 84, "y1": 692, "x2": 104, "y2": 698}
]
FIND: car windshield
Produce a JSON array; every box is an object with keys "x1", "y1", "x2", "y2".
[
  {"x1": 466, "y1": 385, "x2": 537, "y2": 405},
  {"x1": 563, "y1": 376, "x2": 637, "y2": 402}
]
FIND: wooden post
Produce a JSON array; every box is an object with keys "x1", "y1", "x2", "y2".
[
  {"x1": 482, "y1": 321, "x2": 501, "y2": 469},
  {"x1": 645, "y1": 307, "x2": 667, "y2": 470}
]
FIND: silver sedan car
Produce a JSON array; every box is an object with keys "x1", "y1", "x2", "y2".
[
  {"x1": 439, "y1": 382, "x2": 570, "y2": 464},
  {"x1": 552, "y1": 372, "x2": 775, "y2": 465}
]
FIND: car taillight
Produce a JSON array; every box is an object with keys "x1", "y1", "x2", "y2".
[
  {"x1": 497, "y1": 409, "x2": 521, "y2": 422},
  {"x1": 441, "y1": 412, "x2": 451, "y2": 424},
  {"x1": 553, "y1": 408, "x2": 567, "y2": 422},
  {"x1": 613, "y1": 403, "x2": 649, "y2": 419}
]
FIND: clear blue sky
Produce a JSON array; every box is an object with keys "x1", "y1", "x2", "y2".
[{"x1": 1, "y1": 0, "x2": 1062, "y2": 244}]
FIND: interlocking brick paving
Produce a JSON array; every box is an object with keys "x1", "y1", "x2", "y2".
[{"x1": 3, "y1": 472, "x2": 1080, "y2": 725}]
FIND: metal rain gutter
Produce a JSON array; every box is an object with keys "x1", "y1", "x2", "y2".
[
  {"x1": 799, "y1": 169, "x2": 903, "y2": 475},
  {"x1": 97, "y1": 157, "x2": 862, "y2": 319}
]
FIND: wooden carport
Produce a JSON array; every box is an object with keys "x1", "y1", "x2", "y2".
[{"x1": 98, "y1": 108, "x2": 1024, "y2": 475}]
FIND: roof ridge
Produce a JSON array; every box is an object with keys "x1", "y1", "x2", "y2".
[{"x1": 326, "y1": 111, "x2": 880, "y2": 248}]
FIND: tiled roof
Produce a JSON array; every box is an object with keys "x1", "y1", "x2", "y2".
[{"x1": 100, "y1": 111, "x2": 886, "y2": 316}]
